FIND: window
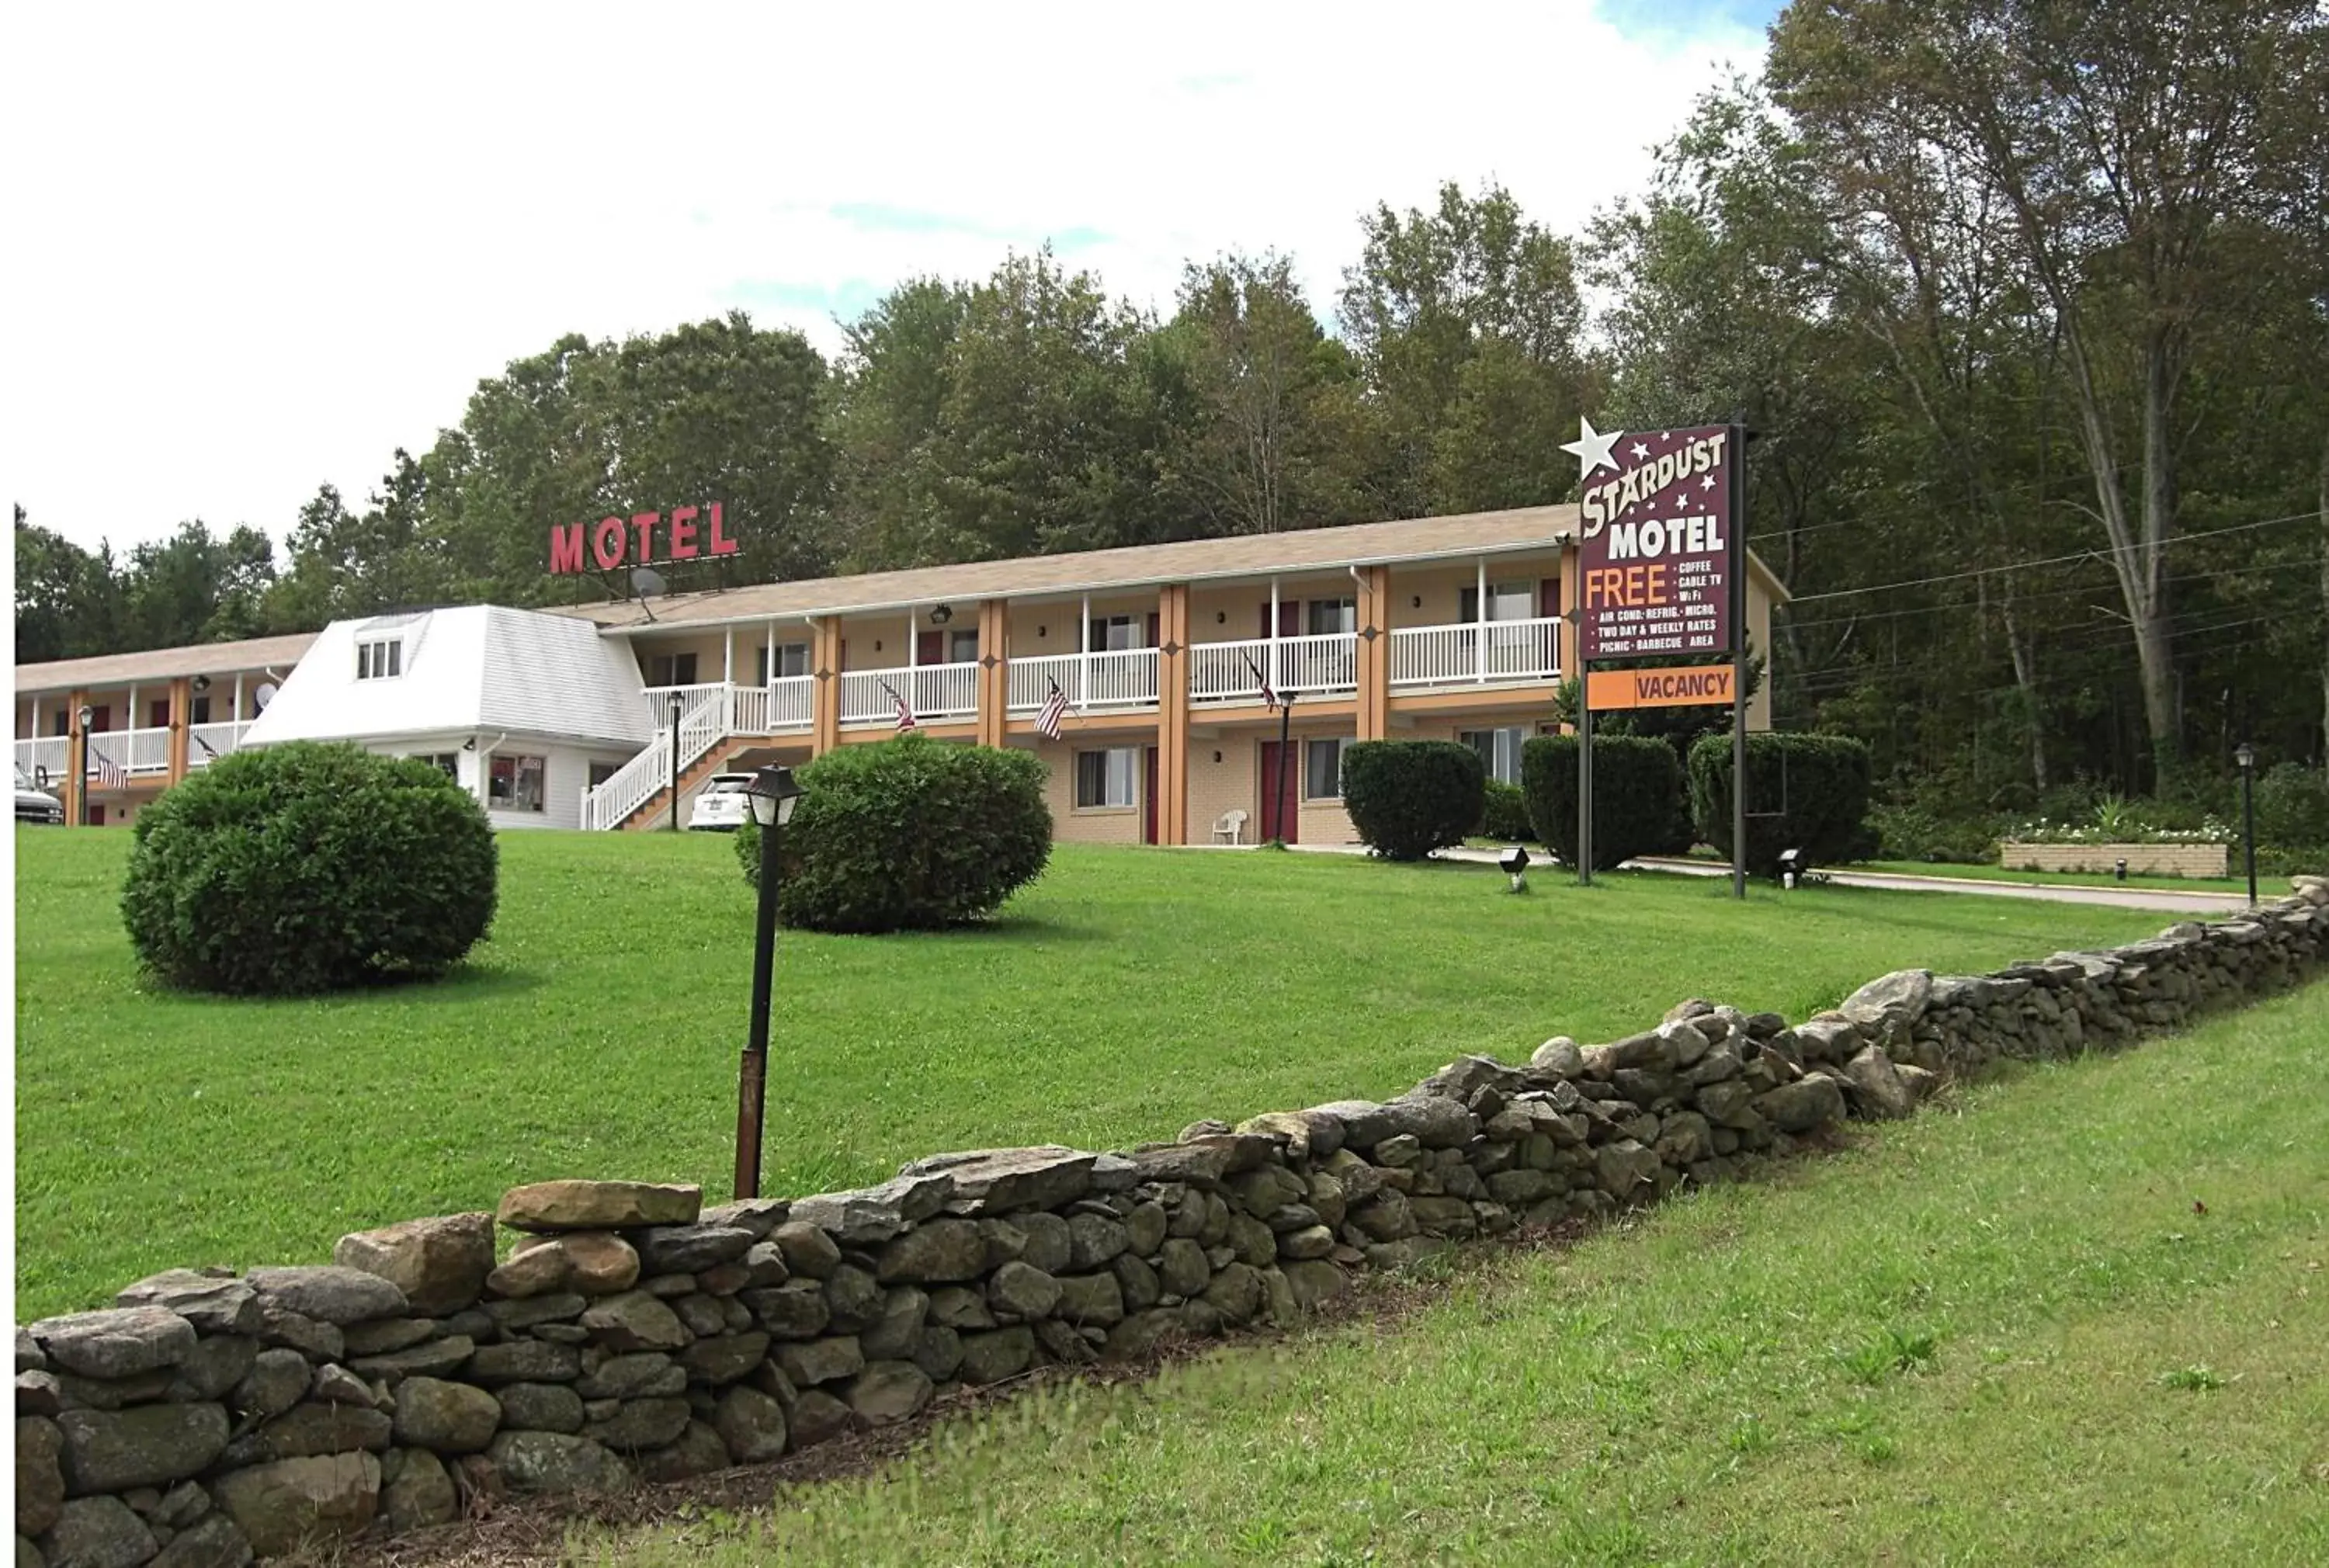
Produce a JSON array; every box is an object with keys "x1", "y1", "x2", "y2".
[
  {"x1": 1087, "y1": 616, "x2": 1140, "y2": 652},
  {"x1": 190, "y1": 695, "x2": 211, "y2": 725},
  {"x1": 1459, "y1": 582, "x2": 1538, "y2": 623},
  {"x1": 356, "y1": 639, "x2": 403, "y2": 679},
  {"x1": 946, "y1": 628, "x2": 981, "y2": 664},
  {"x1": 1460, "y1": 727, "x2": 1528, "y2": 785},
  {"x1": 408, "y1": 753, "x2": 460, "y2": 780},
  {"x1": 1307, "y1": 598, "x2": 1357, "y2": 636},
  {"x1": 646, "y1": 651, "x2": 699, "y2": 689},
  {"x1": 489, "y1": 754, "x2": 547, "y2": 813},
  {"x1": 755, "y1": 642, "x2": 810, "y2": 685},
  {"x1": 588, "y1": 761, "x2": 620, "y2": 789},
  {"x1": 1305, "y1": 737, "x2": 1350, "y2": 800},
  {"x1": 1074, "y1": 748, "x2": 1138, "y2": 809}
]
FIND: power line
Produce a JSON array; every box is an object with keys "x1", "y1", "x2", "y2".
[
  {"x1": 1779, "y1": 509, "x2": 2320, "y2": 605},
  {"x1": 1782, "y1": 556, "x2": 2303, "y2": 635}
]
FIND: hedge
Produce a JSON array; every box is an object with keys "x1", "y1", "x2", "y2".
[
  {"x1": 1478, "y1": 778, "x2": 1535, "y2": 841},
  {"x1": 1688, "y1": 730, "x2": 1873, "y2": 876},
  {"x1": 1341, "y1": 740, "x2": 1486, "y2": 860},
  {"x1": 1519, "y1": 734, "x2": 1685, "y2": 872},
  {"x1": 120, "y1": 741, "x2": 498, "y2": 994},
  {"x1": 737, "y1": 734, "x2": 1052, "y2": 932}
]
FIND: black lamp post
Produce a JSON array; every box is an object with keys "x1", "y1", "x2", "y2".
[
  {"x1": 666, "y1": 690, "x2": 684, "y2": 832},
  {"x1": 2234, "y1": 741, "x2": 2257, "y2": 907},
  {"x1": 75, "y1": 704, "x2": 92, "y2": 827},
  {"x1": 734, "y1": 763, "x2": 804, "y2": 1199}
]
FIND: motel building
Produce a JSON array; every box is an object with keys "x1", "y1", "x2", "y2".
[{"x1": 12, "y1": 504, "x2": 1786, "y2": 845}]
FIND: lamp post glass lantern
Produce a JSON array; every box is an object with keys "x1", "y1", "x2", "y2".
[
  {"x1": 734, "y1": 765, "x2": 805, "y2": 1199},
  {"x1": 2235, "y1": 742, "x2": 2257, "y2": 906},
  {"x1": 75, "y1": 706, "x2": 92, "y2": 827}
]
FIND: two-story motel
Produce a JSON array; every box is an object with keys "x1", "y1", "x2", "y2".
[{"x1": 12, "y1": 503, "x2": 1786, "y2": 844}]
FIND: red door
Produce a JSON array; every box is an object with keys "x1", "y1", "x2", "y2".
[
  {"x1": 1143, "y1": 748, "x2": 1159, "y2": 845},
  {"x1": 1258, "y1": 741, "x2": 1300, "y2": 845},
  {"x1": 915, "y1": 630, "x2": 945, "y2": 665},
  {"x1": 148, "y1": 699, "x2": 171, "y2": 728}
]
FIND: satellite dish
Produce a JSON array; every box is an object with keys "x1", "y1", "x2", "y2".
[
  {"x1": 254, "y1": 682, "x2": 279, "y2": 712},
  {"x1": 630, "y1": 567, "x2": 668, "y2": 598}
]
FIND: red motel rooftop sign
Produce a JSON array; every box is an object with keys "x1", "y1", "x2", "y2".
[
  {"x1": 1567, "y1": 421, "x2": 1737, "y2": 662},
  {"x1": 550, "y1": 503, "x2": 738, "y2": 574}
]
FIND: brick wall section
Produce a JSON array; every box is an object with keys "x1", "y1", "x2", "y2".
[
  {"x1": 2001, "y1": 843, "x2": 2231, "y2": 878},
  {"x1": 20, "y1": 883, "x2": 2329, "y2": 1561}
]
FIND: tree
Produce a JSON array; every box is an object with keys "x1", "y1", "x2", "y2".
[
  {"x1": 1338, "y1": 182, "x2": 1591, "y2": 519},
  {"x1": 1770, "y1": 0, "x2": 2329, "y2": 772},
  {"x1": 14, "y1": 513, "x2": 122, "y2": 664}
]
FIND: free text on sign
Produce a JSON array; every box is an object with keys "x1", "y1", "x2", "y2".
[
  {"x1": 1584, "y1": 664, "x2": 1735, "y2": 711},
  {"x1": 1570, "y1": 423, "x2": 1736, "y2": 661},
  {"x1": 549, "y1": 503, "x2": 738, "y2": 574}
]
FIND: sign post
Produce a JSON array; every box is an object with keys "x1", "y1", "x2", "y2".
[{"x1": 1564, "y1": 417, "x2": 1748, "y2": 896}]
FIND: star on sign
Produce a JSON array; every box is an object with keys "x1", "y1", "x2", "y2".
[
  {"x1": 1561, "y1": 417, "x2": 1623, "y2": 477},
  {"x1": 1702, "y1": 474, "x2": 1717, "y2": 489},
  {"x1": 1630, "y1": 442, "x2": 1650, "y2": 460}
]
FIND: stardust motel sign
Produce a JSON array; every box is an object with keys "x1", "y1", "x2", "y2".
[{"x1": 548, "y1": 502, "x2": 739, "y2": 574}]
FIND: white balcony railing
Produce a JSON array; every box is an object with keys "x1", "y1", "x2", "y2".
[
  {"x1": 1007, "y1": 649, "x2": 1161, "y2": 713},
  {"x1": 585, "y1": 685, "x2": 729, "y2": 831},
  {"x1": 840, "y1": 663, "x2": 978, "y2": 726},
  {"x1": 14, "y1": 736, "x2": 69, "y2": 786},
  {"x1": 639, "y1": 683, "x2": 729, "y2": 733},
  {"x1": 189, "y1": 720, "x2": 255, "y2": 767},
  {"x1": 1389, "y1": 617, "x2": 1561, "y2": 688},
  {"x1": 1188, "y1": 633, "x2": 1358, "y2": 704}
]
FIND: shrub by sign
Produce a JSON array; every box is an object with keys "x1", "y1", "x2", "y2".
[
  {"x1": 1521, "y1": 734, "x2": 1684, "y2": 872},
  {"x1": 1688, "y1": 731, "x2": 1873, "y2": 878},
  {"x1": 1341, "y1": 741, "x2": 1487, "y2": 861}
]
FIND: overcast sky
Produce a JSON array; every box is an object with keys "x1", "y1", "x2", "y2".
[{"x1": 6, "y1": 2, "x2": 1775, "y2": 557}]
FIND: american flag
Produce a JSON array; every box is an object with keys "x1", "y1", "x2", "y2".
[
  {"x1": 1035, "y1": 679, "x2": 1068, "y2": 741},
  {"x1": 90, "y1": 744, "x2": 127, "y2": 790},
  {"x1": 1242, "y1": 653, "x2": 1281, "y2": 712},
  {"x1": 882, "y1": 681, "x2": 917, "y2": 732}
]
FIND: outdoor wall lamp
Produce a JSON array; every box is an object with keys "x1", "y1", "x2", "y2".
[
  {"x1": 1500, "y1": 845, "x2": 1530, "y2": 893},
  {"x1": 735, "y1": 764, "x2": 806, "y2": 1199},
  {"x1": 929, "y1": 604, "x2": 953, "y2": 625}
]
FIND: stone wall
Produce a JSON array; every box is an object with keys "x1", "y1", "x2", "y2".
[
  {"x1": 19, "y1": 880, "x2": 2329, "y2": 1566},
  {"x1": 2001, "y1": 841, "x2": 2231, "y2": 878}
]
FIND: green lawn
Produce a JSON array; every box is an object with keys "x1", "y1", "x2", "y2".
[
  {"x1": 15, "y1": 827, "x2": 2168, "y2": 1318},
  {"x1": 585, "y1": 977, "x2": 2329, "y2": 1568}
]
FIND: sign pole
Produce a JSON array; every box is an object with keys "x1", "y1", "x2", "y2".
[
  {"x1": 1577, "y1": 666, "x2": 1593, "y2": 886},
  {"x1": 1728, "y1": 414, "x2": 1748, "y2": 900}
]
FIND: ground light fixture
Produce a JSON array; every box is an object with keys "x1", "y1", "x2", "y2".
[
  {"x1": 2235, "y1": 741, "x2": 2258, "y2": 907},
  {"x1": 666, "y1": 689, "x2": 684, "y2": 833},
  {"x1": 1778, "y1": 847, "x2": 1807, "y2": 890},
  {"x1": 734, "y1": 764, "x2": 805, "y2": 1199},
  {"x1": 1500, "y1": 844, "x2": 1530, "y2": 893}
]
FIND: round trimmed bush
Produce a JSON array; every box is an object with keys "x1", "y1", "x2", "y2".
[
  {"x1": 1688, "y1": 730, "x2": 1873, "y2": 876},
  {"x1": 1519, "y1": 734, "x2": 1684, "y2": 872},
  {"x1": 1479, "y1": 777, "x2": 1535, "y2": 841},
  {"x1": 737, "y1": 734, "x2": 1051, "y2": 932},
  {"x1": 1340, "y1": 740, "x2": 1486, "y2": 860},
  {"x1": 121, "y1": 741, "x2": 498, "y2": 994}
]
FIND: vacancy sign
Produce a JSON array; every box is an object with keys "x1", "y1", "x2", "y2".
[
  {"x1": 1586, "y1": 664, "x2": 1735, "y2": 710},
  {"x1": 1566, "y1": 421, "x2": 1737, "y2": 661}
]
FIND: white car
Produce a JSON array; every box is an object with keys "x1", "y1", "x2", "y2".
[
  {"x1": 16, "y1": 764, "x2": 64, "y2": 825},
  {"x1": 688, "y1": 773, "x2": 757, "y2": 831}
]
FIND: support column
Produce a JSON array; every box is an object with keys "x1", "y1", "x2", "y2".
[
  {"x1": 1557, "y1": 542, "x2": 1581, "y2": 685},
  {"x1": 1158, "y1": 584, "x2": 1191, "y2": 845},
  {"x1": 1358, "y1": 565, "x2": 1391, "y2": 741},
  {"x1": 811, "y1": 618, "x2": 842, "y2": 756},
  {"x1": 976, "y1": 598, "x2": 1010, "y2": 748},
  {"x1": 65, "y1": 687, "x2": 87, "y2": 827},
  {"x1": 167, "y1": 678, "x2": 191, "y2": 784}
]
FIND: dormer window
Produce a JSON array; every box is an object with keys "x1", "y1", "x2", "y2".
[{"x1": 357, "y1": 638, "x2": 404, "y2": 680}]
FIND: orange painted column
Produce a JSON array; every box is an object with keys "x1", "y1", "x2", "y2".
[
  {"x1": 810, "y1": 619, "x2": 843, "y2": 756},
  {"x1": 976, "y1": 598, "x2": 1010, "y2": 748},
  {"x1": 1358, "y1": 564, "x2": 1391, "y2": 741},
  {"x1": 166, "y1": 678, "x2": 191, "y2": 784},
  {"x1": 1157, "y1": 584, "x2": 1191, "y2": 844},
  {"x1": 64, "y1": 687, "x2": 87, "y2": 827}
]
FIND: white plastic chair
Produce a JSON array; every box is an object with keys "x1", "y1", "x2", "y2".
[{"x1": 1213, "y1": 809, "x2": 1248, "y2": 845}]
